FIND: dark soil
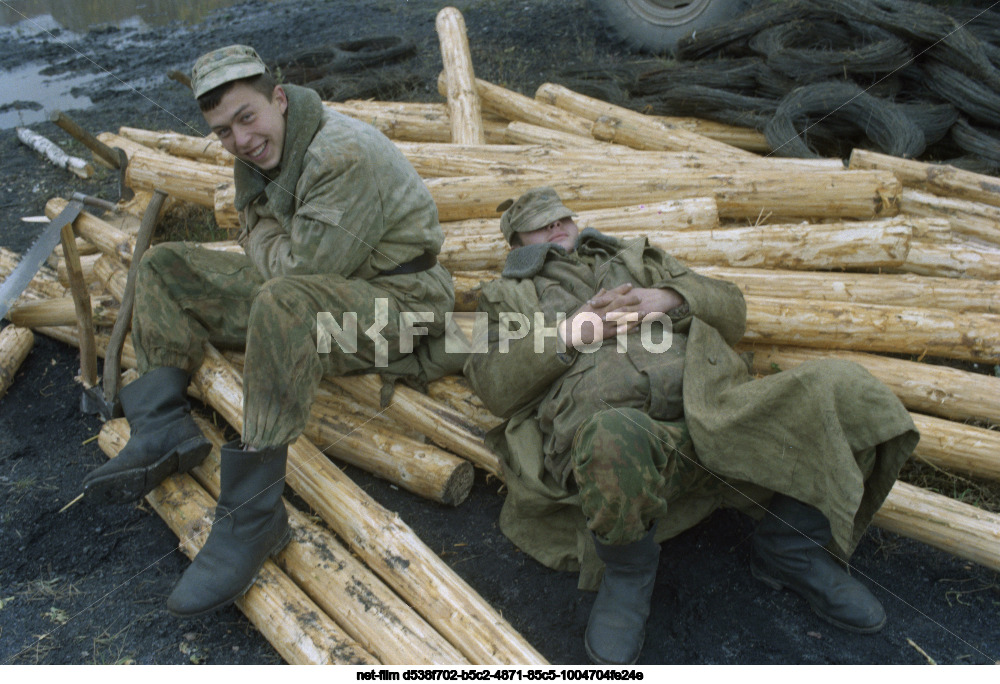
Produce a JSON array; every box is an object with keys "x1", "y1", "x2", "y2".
[{"x1": 1, "y1": 0, "x2": 998, "y2": 667}]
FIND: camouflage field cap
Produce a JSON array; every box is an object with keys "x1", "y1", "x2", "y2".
[
  {"x1": 191, "y1": 44, "x2": 267, "y2": 98},
  {"x1": 497, "y1": 186, "x2": 575, "y2": 244}
]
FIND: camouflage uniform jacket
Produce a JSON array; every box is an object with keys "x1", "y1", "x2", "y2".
[{"x1": 465, "y1": 229, "x2": 918, "y2": 589}]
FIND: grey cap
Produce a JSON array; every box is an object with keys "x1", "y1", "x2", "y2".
[
  {"x1": 497, "y1": 186, "x2": 575, "y2": 244},
  {"x1": 191, "y1": 44, "x2": 267, "y2": 98}
]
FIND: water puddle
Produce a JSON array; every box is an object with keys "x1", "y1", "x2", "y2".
[{"x1": 0, "y1": 57, "x2": 103, "y2": 129}]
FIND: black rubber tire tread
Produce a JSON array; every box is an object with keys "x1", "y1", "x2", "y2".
[
  {"x1": 923, "y1": 57, "x2": 1000, "y2": 126},
  {"x1": 950, "y1": 118, "x2": 1000, "y2": 168},
  {"x1": 765, "y1": 81, "x2": 925, "y2": 159},
  {"x1": 748, "y1": 19, "x2": 912, "y2": 81}
]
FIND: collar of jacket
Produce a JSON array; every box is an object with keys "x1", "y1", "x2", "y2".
[
  {"x1": 233, "y1": 83, "x2": 325, "y2": 214},
  {"x1": 501, "y1": 227, "x2": 623, "y2": 279}
]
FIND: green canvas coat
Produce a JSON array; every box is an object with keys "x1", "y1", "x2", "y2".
[{"x1": 464, "y1": 230, "x2": 919, "y2": 590}]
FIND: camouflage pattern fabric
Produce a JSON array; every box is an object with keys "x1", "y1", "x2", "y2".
[
  {"x1": 132, "y1": 242, "x2": 453, "y2": 447},
  {"x1": 572, "y1": 408, "x2": 722, "y2": 545}
]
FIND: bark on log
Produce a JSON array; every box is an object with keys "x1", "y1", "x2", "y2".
[
  {"x1": 874, "y1": 481, "x2": 1000, "y2": 574},
  {"x1": 182, "y1": 415, "x2": 469, "y2": 664},
  {"x1": 98, "y1": 420, "x2": 379, "y2": 665},
  {"x1": 16, "y1": 126, "x2": 94, "y2": 179},
  {"x1": 423, "y1": 169, "x2": 901, "y2": 222},
  {"x1": 192, "y1": 344, "x2": 547, "y2": 664},
  {"x1": 901, "y1": 240, "x2": 1000, "y2": 280},
  {"x1": 7, "y1": 294, "x2": 118, "y2": 328},
  {"x1": 438, "y1": 73, "x2": 594, "y2": 138},
  {"x1": 440, "y1": 218, "x2": 911, "y2": 272},
  {"x1": 849, "y1": 148, "x2": 1000, "y2": 208},
  {"x1": 436, "y1": 7, "x2": 486, "y2": 145},
  {"x1": 534, "y1": 83, "x2": 756, "y2": 159},
  {"x1": 118, "y1": 126, "x2": 233, "y2": 166},
  {"x1": 743, "y1": 296, "x2": 1000, "y2": 363},
  {"x1": 744, "y1": 345, "x2": 1000, "y2": 425},
  {"x1": 697, "y1": 266, "x2": 1000, "y2": 314},
  {"x1": 900, "y1": 188, "x2": 1000, "y2": 246},
  {"x1": 0, "y1": 326, "x2": 33, "y2": 400},
  {"x1": 329, "y1": 374, "x2": 501, "y2": 478}
]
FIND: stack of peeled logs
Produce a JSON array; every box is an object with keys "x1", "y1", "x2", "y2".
[{"x1": 3, "y1": 6, "x2": 1000, "y2": 665}]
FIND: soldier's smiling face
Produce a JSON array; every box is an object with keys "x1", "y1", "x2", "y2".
[{"x1": 204, "y1": 81, "x2": 288, "y2": 171}]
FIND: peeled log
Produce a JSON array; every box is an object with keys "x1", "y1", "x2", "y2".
[
  {"x1": 503, "y1": 121, "x2": 609, "y2": 148},
  {"x1": 900, "y1": 188, "x2": 1000, "y2": 246},
  {"x1": 698, "y1": 266, "x2": 1000, "y2": 314},
  {"x1": 98, "y1": 420, "x2": 378, "y2": 665},
  {"x1": 849, "y1": 148, "x2": 1000, "y2": 208},
  {"x1": 744, "y1": 345, "x2": 1000, "y2": 425},
  {"x1": 0, "y1": 326, "x2": 33, "y2": 400},
  {"x1": 874, "y1": 481, "x2": 1000, "y2": 574},
  {"x1": 436, "y1": 7, "x2": 485, "y2": 145},
  {"x1": 7, "y1": 294, "x2": 118, "y2": 328},
  {"x1": 743, "y1": 296, "x2": 1000, "y2": 363},
  {"x1": 424, "y1": 169, "x2": 901, "y2": 222},
  {"x1": 118, "y1": 126, "x2": 233, "y2": 166},
  {"x1": 427, "y1": 375, "x2": 504, "y2": 435},
  {"x1": 184, "y1": 415, "x2": 468, "y2": 664},
  {"x1": 330, "y1": 374, "x2": 501, "y2": 478},
  {"x1": 0, "y1": 247, "x2": 66, "y2": 301},
  {"x1": 45, "y1": 197, "x2": 135, "y2": 262},
  {"x1": 326, "y1": 100, "x2": 508, "y2": 143},
  {"x1": 438, "y1": 73, "x2": 593, "y2": 138},
  {"x1": 535, "y1": 82, "x2": 755, "y2": 159},
  {"x1": 441, "y1": 218, "x2": 910, "y2": 273},
  {"x1": 901, "y1": 240, "x2": 1000, "y2": 280},
  {"x1": 909, "y1": 413, "x2": 1000, "y2": 482},
  {"x1": 192, "y1": 344, "x2": 547, "y2": 665}
]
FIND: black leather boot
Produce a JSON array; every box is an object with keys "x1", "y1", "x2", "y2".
[
  {"x1": 166, "y1": 441, "x2": 291, "y2": 618},
  {"x1": 83, "y1": 367, "x2": 211, "y2": 505},
  {"x1": 585, "y1": 525, "x2": 660, "y2": 665},
  {"x1": 751, "y1": 494, "x2": 886, "y2": 633}
]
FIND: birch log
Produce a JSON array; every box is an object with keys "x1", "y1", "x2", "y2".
[
  {"x1": 743, "y1": 297, "x2": 1000, "y2": 363},
  {"x1": 192, "y1": 344, "x2": 547, "y2": 664},
  {"x1": 900, "y1": 188, "x2": 1000, "y2": 246},
  {"x1": 534, "y1": 82, "x2": 756, "y2": 159},
  {"x1": 874, "y1": 481, "x2": 1000, "y2": 574},
  {"x1": 436, "y1": 7, "x2": 485, "y2": 145},
  {"x1": 98, "y1": 420, "x2": 378, "y2": 665},
  {"x1": 0, "y1": 326, "x2": 33, "y2": 400},
  {"x1": 183, "y1": 415, "x2": 469, "y2": 664},
  {"x1": 744, "y1": 345, "x2": 1000, "y2": 425},
  {"x1": 424, "y1": 169, "x2": 901, "y2": 222},
  {"x1": 849, "y1": 148, "x2": 1000, "y2": 208},
  {"x1": 16, "y1": 126, "x2": 94, "y2": 179}
]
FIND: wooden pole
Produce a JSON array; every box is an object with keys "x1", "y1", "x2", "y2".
[
  {"x1": 742, "y1": 296, "x2": 1000, "y2": 363},
  {"x1": 436, "y1": 7, "x2": 485, "y2": 145},
  {"x1": 0, "y1": 326, "x2": 34, "y2": 400},
  {"x1": 192, "y1": 344, "x2": 547, "y2": 664},
  {"x1": 534, "y1": 82, "x2": 756, "y2": 159},
  {"x1": 874, "y1": 481, "x2": 1000, "y2": 573},
  {"x1": 98, "y1": 420, "x2": 379, "y2": 665},
  {"x1": 59, "y1": 217, "x2": 98, "y2": 388},
  {"x1": 849, "y1": 148, "x2": 1000, "y2": 208},
  {"x1": 744, "y1": 344, "x2": 1000, "y2": 425}
]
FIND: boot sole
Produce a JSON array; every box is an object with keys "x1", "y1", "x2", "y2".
[
  {"x1": 83, "y1": 436, "x2": 212, "y2": 505},
  {"x1": 750, "y1": 558, "x2": 886, "y2": 634},
  {"x1": 166, "y1": 524, "x2": 293, "y2": 619}
]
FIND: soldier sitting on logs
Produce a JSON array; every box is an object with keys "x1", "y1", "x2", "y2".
[
  {"x1": 81, "y1": 44, "x2": 460, "y2": 618},
  {"x1": 463, "y1": 186, "x2": 920, "y2": 665}
]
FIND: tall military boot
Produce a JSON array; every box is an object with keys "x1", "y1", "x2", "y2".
[
  {"x1": 585, "y1": 526, "x2": 660, "y2": 665},
  {"x1": 83, "y1": 367, "x2": 211, "y2": 505},
  {"x1": 751, "y1": 494, "x2": 886, "y2": 633},
  {"x1": 166, "y1": 441, "x2": 291, "y2": 618}
]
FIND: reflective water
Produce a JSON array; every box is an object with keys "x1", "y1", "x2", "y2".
[{"x1": 0, "y1": 0, "x2": 276, "y2": 129}]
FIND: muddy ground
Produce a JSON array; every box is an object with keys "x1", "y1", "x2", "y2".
[{"x1": 1, "y1": 0, "x2": 998, "y2": 667}]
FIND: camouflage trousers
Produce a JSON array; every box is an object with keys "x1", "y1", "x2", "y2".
[
  {"x1": 571, "y1": 407, "x2": 724, "y2": 546},
  {"x1": 132, "y1": 242, "x2": 452, "y2": 447}
]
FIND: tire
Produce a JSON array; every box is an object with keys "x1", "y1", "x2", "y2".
[{"x1": 592, "y1": 0, "x2": 751, "y2": 54}]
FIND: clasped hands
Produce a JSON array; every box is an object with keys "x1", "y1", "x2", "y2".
[{"x1": 556, "y1": 282, "x2": 683, "y2": 348}]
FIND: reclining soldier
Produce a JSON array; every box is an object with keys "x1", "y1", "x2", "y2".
[
  {"x1": 463, "y1": 186, "x2": 919, "y2": 665},
  {"x1": 82, "y1": 45, "x2": 459, "y2": 617}
]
